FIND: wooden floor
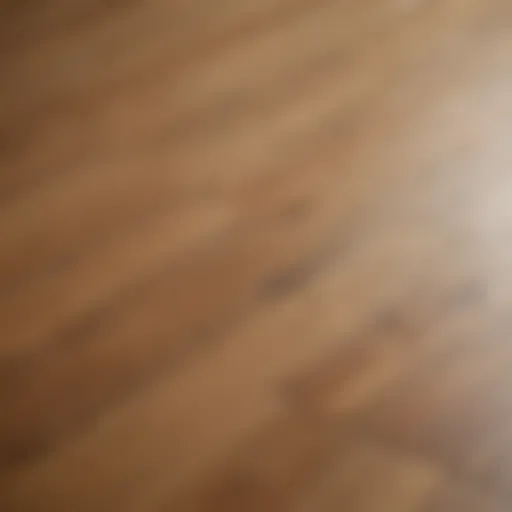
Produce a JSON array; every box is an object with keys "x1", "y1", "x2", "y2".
[{"x1": 2, "y1": 0, "x2": 512, "y2": 510}]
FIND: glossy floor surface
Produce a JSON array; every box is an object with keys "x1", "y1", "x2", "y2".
[{"x1": 2, "y1": 0, "x2": 512, "y2": 510}]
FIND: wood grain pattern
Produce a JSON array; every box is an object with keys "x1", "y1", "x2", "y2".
[{"x1": 2, "y1": 0, "x2": 512, "y2": 510}]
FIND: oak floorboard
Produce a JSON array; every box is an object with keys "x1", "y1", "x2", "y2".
[{"x1": 2, "y1": 0, "x2": 512, "y2": 511}]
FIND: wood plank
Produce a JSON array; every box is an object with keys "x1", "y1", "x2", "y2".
[{"x1": 2, "y1": 0, "x2": 512, "y2": 511}]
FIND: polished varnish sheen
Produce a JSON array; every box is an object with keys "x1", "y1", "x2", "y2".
[{"x1": 1, "y1": 0, "x2": 512, "y2": 510}]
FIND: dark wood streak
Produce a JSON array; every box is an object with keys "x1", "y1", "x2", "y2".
[{"x1": 0, "y1": 204, "x2": 358, "y2": 469}]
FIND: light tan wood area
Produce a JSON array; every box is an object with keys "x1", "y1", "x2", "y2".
[{"x1": 2, "y1": 0, "x2": 512, "y2": 510}]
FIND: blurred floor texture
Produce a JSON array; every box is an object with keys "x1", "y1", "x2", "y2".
[{"x1": 2, "y1": 0, "x2": 512, "y2": 510}]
